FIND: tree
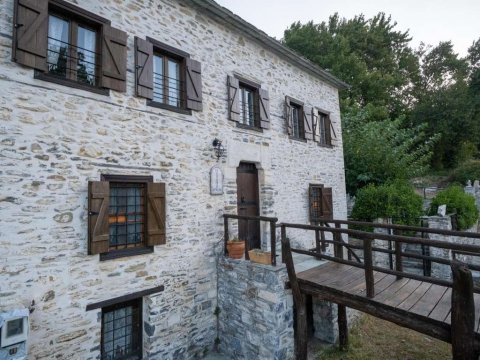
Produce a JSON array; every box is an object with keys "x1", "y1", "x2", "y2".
[{"x1": 343, "y1": 109, "x2": 435, "y2": 194}]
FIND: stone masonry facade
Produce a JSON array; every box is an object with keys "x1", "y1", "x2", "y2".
[{"x1": 0, "y1": 0, "x2": 348, "y2": 358}]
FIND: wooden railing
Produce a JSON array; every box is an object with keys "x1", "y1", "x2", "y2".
[
  {"x1": 223, "y1": 214, "x2": 278, "y2": 265},
  {"x1": 280, "y1": 221, "x2": 480, "y2": 297}
]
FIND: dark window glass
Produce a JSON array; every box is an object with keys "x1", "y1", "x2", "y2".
[
  {"x1": 239, "y1": 85, "x2": 256, "y2": 127},
  {"x1": 292, "y1": 104, "x2": 303, "y2": 139},
  {"x1": 153, "y1": 53, "x2": 183, "y2": 108},
  {"x1": 109, "y1": 183, "x2": 145, "y2": 251},
  {"x1": 310, "y1": 186, "x2": 322, "y2": 222},
  {"x1": 6, "y1": 318, "x2": 23, "y2": 338},
  {"x1": 318, "y1": 113, "x2": 327, "y2": 145},
  {"x1": 102, "y1": 301, "x2": 141, "y2": 360},
  {"x1": 46, "y1": 14, "x2": 98, "y2": 86}
]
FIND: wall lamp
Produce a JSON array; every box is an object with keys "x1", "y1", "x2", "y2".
[{"x1": 212, "y1": 138, "x2": 226, "y2": 161}]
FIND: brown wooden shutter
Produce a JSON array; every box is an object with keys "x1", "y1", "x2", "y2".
[
  {"x1": 258, "y1": 88, "x2": 270, "y2": 129},
  {"x1": 101, "y1": 25, "x2": 127, "y2": 92},
  {"x1": 147, "y1": 182, "x2": 166, "y2": 246},
  {"x1": 135, "y1": 37, "x2": 153, "y2": 100},
  {"x1": 228, "y1": 75, "x2": 240, "y2": 122},
  {"x1": 322, "y1": 187, "x2": 333, "y2": 220},
  {"x1": 312, "y1": 109, "x2": 319, "y2": 143},
  {"x1": 303, "y1": 106, "x2": 313, "y2": 141},
  {"x1": 12, "y1": 0, "x2": 48, "y2": 71},
  {"x1": 325, "y1": 115, "x2": 332, "y2": 146},
  {"x1": 284, "y1": 96, "x2": 292, "y2": 135},
  {"x1": 88, "y1": 181, "x2": 110, "y2": 255},
  {"x1": 186, "y1": 58, "x2": 202, "y2": 111}
]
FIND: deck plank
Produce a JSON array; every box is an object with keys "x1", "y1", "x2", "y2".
[
  {"x1": 428, "y1": 288, "x2": 452, "y2": 322},
  {"x1": 410, "y1": 284, "x2": 449, "y2": 317},
  {"x1": 397, "y1": 282, "x2": 432, "y2": 311}
]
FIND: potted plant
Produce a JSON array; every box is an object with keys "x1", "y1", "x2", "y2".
[
  {"x1": 226, "y1": 237, "x2": 245, "y2": 259},
  {"x1": 248, "y1": 248, "x2": 271, "y2": 265}
]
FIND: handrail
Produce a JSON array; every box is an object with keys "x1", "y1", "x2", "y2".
[
  {"x1": 319, "y1": 221, "x2": 361, "y2": 263},
  {"x1": 223, "y1": 214, "x2": 278, "y2": 265}
]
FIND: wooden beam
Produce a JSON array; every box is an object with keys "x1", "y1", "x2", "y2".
[
  {"x1": 451, "y1": 260, "x2": 476, "y2": 359},
  {"x1": 338, "y1": 304, "x2": 348, "y2": 350}
]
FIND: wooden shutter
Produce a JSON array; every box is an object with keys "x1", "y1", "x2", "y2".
[
  {"x1": 325, "y1": 115, "x2": 332, "y2": 146},
  {"x1": 312, "y1": 109, "x2": 319, "y2": 143},
  {"x1": 228, "y1": 75, "x2": 240, "y2": 122},
  {"x1": 147, "y1": 182, "x2": 166, "y2": 246},
  {"x1": 303, "y1": 106, "x2": 313, "y2": 141},
  {"x1": 186, "y1": 58, "x2": 202, "y2": 111},
  {"x1": 258, "y1": 88, "x2": 270, "y2": 129},
  {"x1": 88, "y1": 181, "x2": 110, "y2": 255},
  {"x1": 101, "y1": 25, "x2": 127, "y2": 92},
  {"x1": 135, "y1": 37, "x2": 153, "y2": 100},
  {"x1": 284, "y1": 96, "x2": 292, "y2": 135},
  {"x1": 322, "y1": 187, "x2": 333, "y2": 220},
  {"x1": 12, "y1": 0, "x2": 48, "y2": 71}
]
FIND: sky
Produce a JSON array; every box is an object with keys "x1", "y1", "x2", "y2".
[{"x1": 215, "y1": 0, "x2": 480, "y2": 56}]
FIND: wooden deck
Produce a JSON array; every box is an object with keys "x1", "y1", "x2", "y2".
[{"x1": 297, "y1": 262, "x2": 480, "y2": 340}]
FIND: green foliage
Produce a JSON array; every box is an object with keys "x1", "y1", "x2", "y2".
[
  {"x1": 452, "y1": 160, "x2": 480, "y2": 185},
  {"x1": 344, "y1": 109, "x2": 436, "y2": 194},
  {"x1": 351, "y1": 181, "x2": 423, "y2": 225},
  {"x1": 428, "y1": 185, "x2": 479, "y2": 230}
]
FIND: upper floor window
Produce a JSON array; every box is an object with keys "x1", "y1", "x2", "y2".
[
  {"x1": 134, "y1": 37, "x2": 203, "y2": 113},
  {"x1": 227, "y1": 75, "x2": 270, "y2": 130},
  {"x1": 12, "y1": 0, "x2": 127, "y2": 94},
  {"x1": 47, "y1": 14, "x2": 99, "y2": 86},
  {"x1": 88, "y1": 175, "x2": 166, "y2": 260},
  {"x1": 313, "y1": 109, "x2": 333, "y2": 146},
  {"x1": 285, "y1": 96, "x2": 314, "y2": 140}
]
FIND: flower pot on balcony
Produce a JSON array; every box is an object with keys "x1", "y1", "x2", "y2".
[
  {"x1": 248, "y1": 249, "x2": 271, "y2": 265},
  {"x1": 226, "y1": 239, "x2": 245, "y2": 259}
]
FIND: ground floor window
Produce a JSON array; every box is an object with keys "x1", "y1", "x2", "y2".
[{"x1": 101, "y1": 299, "x2": 142, "y2": 360}]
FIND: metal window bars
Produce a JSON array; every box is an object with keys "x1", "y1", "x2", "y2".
[
  {"x1": 47, "y1": 36, "x2": 100, "y2": 86},
  {"x1": 153, "y1": 72, "x2": 186, "y2": 108}
]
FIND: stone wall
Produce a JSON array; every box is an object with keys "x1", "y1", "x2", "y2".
[
  {"x1": 465, "y1": 180, "x2": 480, "y2": 211},
  {"x1": 0, "y1": 0, "x2": 347, "y2": 358},
  {"x1": 217, "y1": 257, "x2": 294, "y2": 360}
]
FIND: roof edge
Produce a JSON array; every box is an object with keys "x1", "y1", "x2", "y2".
[{"x1": 186, "y1": 0, "x2": 350, "y2": 90}]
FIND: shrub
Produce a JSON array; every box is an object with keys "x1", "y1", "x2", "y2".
[
  {"x1": 351, "y1": 180, "x2": 423, "y2": 226},
  {"x1": 428, "y1": 185, "x2": 479, "y2": 230},
  {"x1": 452, "y1": 160, "x2": 480, "y2": 185}
]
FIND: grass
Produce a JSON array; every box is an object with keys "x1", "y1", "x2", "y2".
[{"x1": 315, "y1": 314, "x2": 451, "y2": 360}]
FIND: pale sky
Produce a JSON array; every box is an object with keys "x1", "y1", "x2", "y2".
[{"x1": 215, "y1": 0, "x2": 480, "y2": 57}]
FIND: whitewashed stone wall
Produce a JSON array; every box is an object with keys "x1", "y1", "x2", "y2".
[{"x1": 0, "y1": 0, "x2": 347, "y2": 358}]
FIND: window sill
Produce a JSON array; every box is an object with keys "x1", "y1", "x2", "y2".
[
  {"x1": 34, "y1": 71, "x2": 109, "y2": 96},
  {"x1": 146, "y1": 100, "x2": 192, "y2": 115},
  {"x1": 318, "y1": 143, "x2": 334, "y2": 149},
  {"x1": 289, "y1": 136, "x2": 307, "y2": 143},
  {"x1": 100, "y1": 246, "x2": 154, "y2": 261},
  {"x1": 236, "y1": 123, "x2": 263, "y2": 133}
]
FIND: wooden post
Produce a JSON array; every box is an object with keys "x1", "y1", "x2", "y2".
[
  {"x1": 281, "y1": 227, "x2": 308, "y2": 360},
  {"x1": 338, "y1": 304, "x2": 348, "y2": 350},
  {"x1": 451, "y1": 260, "x2": 475, "y2": 360},
  {"x1": 224, "y1": 215, "x2": 229, "y2": 256},
  {"x1": 270, "y1": 220, "x2": 277, "y2": 266},
  {"x1": 363, "y1": 237, "x2": 375, "y2": 298},
  {"x1": 245, "y1": 219, "x2": 250, "y2": 260},
  {"x1": 395, "y1": 240, "x2": 403, "y2": 280},
  {"x1": 315, "y1": 229, "x2": 321, "y2": 254},
  {"x1": 321, "y1": 230, "x2": 326, "y2": 252},
  {"x1": 281, "y1": 225, "x2": 287, "y2": 264},
  {"x1": 334, "y1": 223, "x2": 343, "y2": 259}
]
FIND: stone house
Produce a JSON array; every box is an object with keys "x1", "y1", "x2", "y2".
[{"x1": 0, "y1": 0, "x2": 348, "y2": 358}]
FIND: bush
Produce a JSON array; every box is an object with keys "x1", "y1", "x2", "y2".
[
  {"x1": 428, "y1": 185, "x2": 479, "y2": 230},
  {"x1": 351, "y1": 180, "x2": 423, "y2": 225},
  {"x1": 452, "y1": 160, "x2": 480, "y2": 185}
]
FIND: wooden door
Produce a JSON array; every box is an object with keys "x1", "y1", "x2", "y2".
[{"x1": 237, "y1": 162, "x2": 260, "y2": 250}]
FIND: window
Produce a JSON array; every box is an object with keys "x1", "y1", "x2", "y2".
[
  {"x1": 313, "y1": 109, "x2": 333, "y2": 146},
  {"x1": 134, "y1": 37, "x2": 203, "y2": 113},
  {"x1": 88, "y1": 175, "x2": 166, "y2": 260},
  {"x1": 12, "y1": 0, "x2": 127, "y2": 93},
  {"x1": 309, "y1": 184, "x2": 333, "y2": 222},
  {"x1": 47, "y1": 13, "x2": 99, "y2": 86},
  {"x1": 227, "y1": 75, "x2": 270, "y2": 130},
  {"x1": 102, "y1": 299, "x2": 142, "y2": 360},
  {"x1": 285, "y1": 96, "x2": 313, "y2": 140}
]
